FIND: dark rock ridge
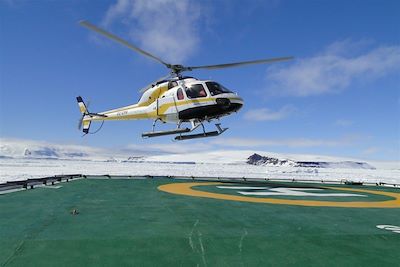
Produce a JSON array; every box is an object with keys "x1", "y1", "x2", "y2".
[
  {"x1": 247, "y1": 153, "x2": 375, "y2": 169},
  {"x1": 247, "y1": 153, "x2": 296, "y2": 166}
]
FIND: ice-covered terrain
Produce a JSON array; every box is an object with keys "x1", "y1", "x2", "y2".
[{"x1": 0, "y1": 138, "x2": 399, "y2": 184}]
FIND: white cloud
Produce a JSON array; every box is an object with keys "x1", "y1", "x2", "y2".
[
  {"x1": 265, "y1": 40, "x2": 400, "y2": 96},
  {"x1": 243, "y1": 105, "x2": 295, "y2": 121},
  {"x1": 103, "y1": 0, "x2": 203, "y2": 63},
  {"x1": 103, "y1": 0, "x2": 130, "y2": 25}
]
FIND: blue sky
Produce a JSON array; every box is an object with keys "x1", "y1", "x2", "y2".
[{"x1": 0, "y1": 0, "x2": 399, "y2": 160}]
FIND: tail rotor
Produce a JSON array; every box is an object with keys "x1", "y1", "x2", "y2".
[{"x1": 76, "y1": 96, "x2": 91, "y2": 134}]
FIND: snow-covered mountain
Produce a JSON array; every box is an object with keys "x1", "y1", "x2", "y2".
[
  {"x1": 0, "y1": 138, "x2": 143, "y2": 161},
  {"x1": 247, "y1": 153, "x2": 297, "y2": 167},
  {"x1": 246, "y1": 153, "x2": 376, "y2": 169},
  {"x1": 0, "y1": 138, "x2": 398, "y2": 170},
  {"x1": 1, "y1": 138, "x2": 399, "y2": 184}
]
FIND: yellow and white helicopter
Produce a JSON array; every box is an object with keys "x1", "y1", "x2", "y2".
[{"x1": 77, "y1": 21, "x2": 293, "y2": 140}]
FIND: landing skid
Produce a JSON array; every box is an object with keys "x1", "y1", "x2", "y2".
[
  {"x1": 175, "y1": 123, "x2": 228, "y2": 141},
  {"x1": 142, "y1": 128, "x2": 190, "y2": 138},
  {"x1": 141, "y1": 120, "x2": 228, "y2": 140},
  {"x1": 174, "y1": 130, "x2": 219, "y2": 140}
]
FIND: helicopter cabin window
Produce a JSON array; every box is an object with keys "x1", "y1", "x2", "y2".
[
  {"x1": 168, "y1": 81, "x2": 178, "y2": 90},
  {"x1": 206, "y1": 82, "x2": 233, "y2": 96},
  {"x1": 185, "y1": 84, "x2": 207, "y2": 99},
  {"x1": 177, "y1": 88, "x2": 184, "y2": 100}
]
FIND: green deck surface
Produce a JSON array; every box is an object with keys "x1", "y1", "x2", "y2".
[{"x1": 1, "y1": 178, "x2": 399, "y2": 266}]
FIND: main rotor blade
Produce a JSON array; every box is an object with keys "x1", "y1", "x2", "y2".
[
  {"x1": 79, "y1": 20, "x2": 169, "y2": 67},
  {"x1": 185, "y1": 56, "x2": 294, "y2": 71}
]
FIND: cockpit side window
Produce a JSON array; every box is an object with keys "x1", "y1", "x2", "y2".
[
  {"x1": 185, "y1": 84, "x2": 207, "y2": 99},
  {"x1": 206, "y1": 82, "x2": 233, "y2": 96},
  {"x1": 177, "y1": 88, "x2": 184, "y2": 100},
  {"x1": 168, "y1": 81, "x2": 178, "y2": 89}
]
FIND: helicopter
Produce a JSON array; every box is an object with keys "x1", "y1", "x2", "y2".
[{"x1": 77, "y1": 20, "x2": 293, "y2": 141}]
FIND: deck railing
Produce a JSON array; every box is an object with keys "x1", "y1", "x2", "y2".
[{"x1": 0, "y1": 174, "x2": 399, "y2": 193}]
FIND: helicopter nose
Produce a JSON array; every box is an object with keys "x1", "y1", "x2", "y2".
[
  {"x1": 216, "y1": 98, "x2": 231, "y2": 108},
  {"x1": 231, "y1": 95, "x2": 244, "y2": 111},
  {"x1": 216, "y1": 97, "x2": 243, "y2": 114}
]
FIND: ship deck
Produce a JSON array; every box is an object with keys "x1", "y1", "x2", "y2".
[{"x1": 1, "y1": 176, "x2": 399, "y2": 266}]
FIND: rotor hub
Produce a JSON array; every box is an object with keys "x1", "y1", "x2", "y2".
[{"x1": 168, "y1": 64, "x2": 189, "y2": 76}]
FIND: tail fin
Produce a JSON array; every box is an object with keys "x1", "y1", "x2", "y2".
[
  {"x1": 76, "y1": 96, "x2": 91, "y2": 134},
  {"x1": 77, "y1": 96, "x2": 89, "y2": 115}
]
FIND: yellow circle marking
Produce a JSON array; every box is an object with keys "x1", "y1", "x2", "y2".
[{"x1": 158, "y1": 182, "x2": 400, "y2": 208}]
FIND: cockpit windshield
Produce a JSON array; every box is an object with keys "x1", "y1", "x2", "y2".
[
  {"x1": 206, "y1": 82, "x2": 233, "y2": 96},
  {"x1": 185, "y1": 84, "x2": 207, "y2": 98}
]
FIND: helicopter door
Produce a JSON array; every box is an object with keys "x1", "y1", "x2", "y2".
[{"x1": 156, "y1": 94, "x2": 179, "y2": 122}]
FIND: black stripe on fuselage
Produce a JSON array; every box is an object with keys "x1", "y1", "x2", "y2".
[{"x1": 178, "y1": 103, "x2": 242, "y2": 121}]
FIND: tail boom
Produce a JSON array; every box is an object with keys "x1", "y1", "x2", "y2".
[{"x1": 76, "y1": 95, "x2": 155, "y2": 134}]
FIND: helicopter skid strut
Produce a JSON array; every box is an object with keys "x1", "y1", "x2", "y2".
[{"x1": 141, "y1": 120, "x2": 228, "y2": 140}]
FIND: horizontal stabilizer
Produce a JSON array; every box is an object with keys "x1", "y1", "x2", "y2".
[{"x1": 87, "y1": 112, "x2": 108, "y2": 118}]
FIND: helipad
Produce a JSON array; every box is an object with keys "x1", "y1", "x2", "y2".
[{"x1": 1, "y1": 176, "x2": 399, "y2": 266}]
